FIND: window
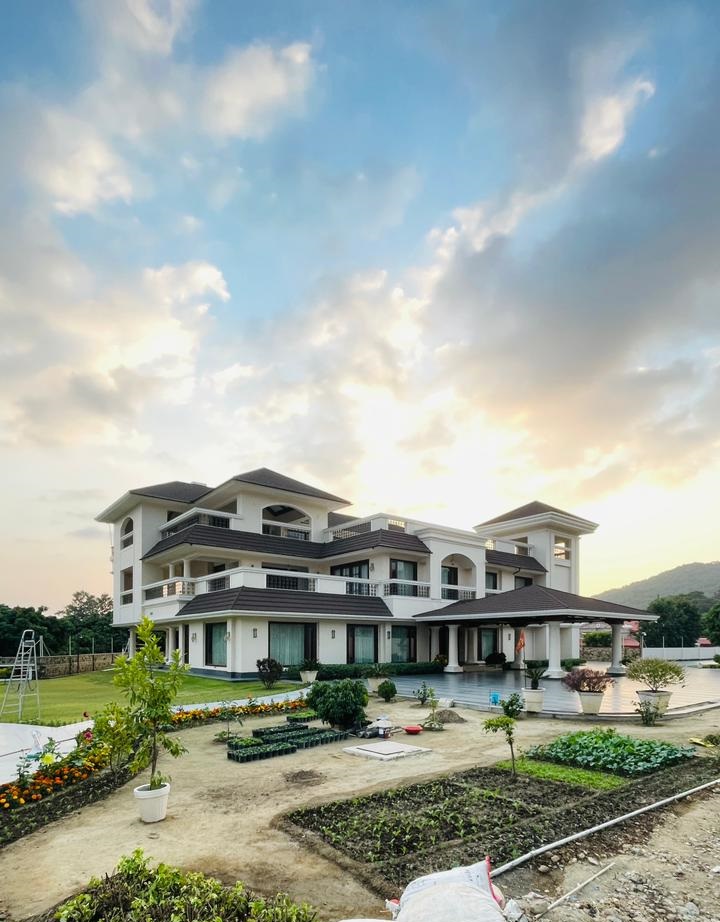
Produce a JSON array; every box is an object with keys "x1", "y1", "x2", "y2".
[
  {"x1": 554, "y1": 536, "x2": 571, "y2": 560},
  {"x1": 262, "y1": 505, "x2": 311, "y2": 540},
  {"x1": 121, "y1": 567, "x2": 133, "y2": 604},
  {"x1": 441, "y1": 565, "x2": 459, "y2": 599},
  {"x1": 485, "y1": 571, "x2": 498, "y2": 591},
  {"x1": 480, "y1": 629, "x2": 497, "y2": 660},
  {"x1": 389, "y1": 559, "x2": 418, "y2": 596},
  {"x1": 515, "y1": 576, "x2": 533, "y2": 589},
  {"x1": 331, "y1": 560, "x2": 370, "y2": 595},
  {"x1": 121, "y1": 518, "x2": 134, "y2": 548},
  {"x1": 513, "y1": 536, "x2": 529, "y2": 555},
  {"x1": 205, "y1": 622, "x2": 227, "y2": 667},
  {"x1": 269, "y1": 622, "x2": 316, "y2": 666},
  {"x1": 347, "y1": 625, "x2": 377, "y2": 663},
  {"x1": 391, "y1": 626, "x2": 416, "y2": 663},
  {"x1": 263, "y1": 563, "x2": 311, "y2": 591}
]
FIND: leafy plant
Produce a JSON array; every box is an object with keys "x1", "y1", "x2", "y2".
[
  {"x1": 421, "y1": 694, "x2": 444, "y2": 731},
  {"x1": 527, "y1": 728, "x2": 695, "y2": 776},
  {"x1": 433, "y1": 653, "x2": 448, "y2": 668},
  {"x1": 217, "y1": 699, "x2": 244, "y2": 742},
  {"x1": 483, "y1": 716, "x2": 517, "y2": 779},
  {"x1": 113, "y1": 615, "x2": 188, "y2": 789},
  {"x1": 413, "y1": 680, "x2": 434, "y2": 705},
  {"x1": 497, "y1": 757, "x2": 626, "y2": 790},
  {"x1": 257, "y1": 657, "x2": 284, "y2": 689},
  {"x1": 500, "y1": 692, "x2": 524, "y2": 718},
  {"x1": 299, "y1": 657, "x2": 321, "y2": 672},
  {"x1": 582, "y1": 630, "x2": 612, "y2": 646},
  {"x1": 364, "y1": 663, "x2": 390, "y2": 678},
  {"x1": 377, "y1": 679, "x2": 397, "y2": 702},
  {"x1": 485, "y1": 651, "x2": 507, "y2": 667},
  {"x1": 561, "y1": 668, "x2": 615, "y2": 693},
  {"x1": 626, "y1": 658, "x2": 685, "y2": 691},
  {"x1": 525, "y1": 664, "x2": 547, "y2": 690},
  {"x1": 306, "y1": 679, "x2": 368, "y2": 729},
  {"x1": 634, "y1": 699, "x2": 660, "y2": 726},
  {"x1": 54, "y1": 849, "x2": 317, "y2": 922},
  {"x1": 93, "y1": 703, "x2": 136, "y2": 777}
]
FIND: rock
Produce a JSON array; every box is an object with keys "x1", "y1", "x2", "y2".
[
  {"x1": 681, "y1": 903, "x2": 699, "y2": 917},
  {"x1": 537, "y1": 865, "x2": 550, "y2": 874},
  {"x1": 518, "y1": 892, "x2": 550, "y2": 916},
  {"x1": 550, "y1": 854, "x2": 561, "y2": 864},
  {"x1": 588, "y1": 856, "x2": 599, "y2": 866},
  {"x1": 436, "y1": 708, "x2": 465, "y2": 723},
  {"x1": 503, "y1": 898, "x2": 528, "y2": 921},
  {"x1": 711, "y1": 866, "x2": 720, "y2": 874}
]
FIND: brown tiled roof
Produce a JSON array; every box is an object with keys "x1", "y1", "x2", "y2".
[
  {"x1": 229, "y1": 468, "x2": 350, "y2": 505},
  {"x1": 129, "y1": 481, "x2": 210, "y2": 504},
  {"x1": 414, "y1": 584, "x2": 654, "y2": 620},
  {"x1": 142, "y1": 525, "x2": 430, "y2": 561},
  {"x1": 477, "y1": 501, "x2": 578, "y2": 527},
  {"x1": 485, "y1": 549, "x2": 546, "y2": 573},
  {"x1": 177, "y1": 586, "x2": 392, "y2": 618}
]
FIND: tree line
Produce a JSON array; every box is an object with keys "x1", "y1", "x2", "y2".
[
  {"x1": 0, "y1": 592, "x2": 129, "y2": 658},
  {"x1": 643, "y1": 591, "x2": 720, "y2": 647}
]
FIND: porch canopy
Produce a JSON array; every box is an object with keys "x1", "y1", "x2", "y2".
[{"x1": 414, "y1": 584, "x2": 656, "y2": 677}]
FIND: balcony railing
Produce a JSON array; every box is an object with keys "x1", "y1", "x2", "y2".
[
  {"x1": 266, "y1": 573, "x2": 316, "y2": 591},
  {"x1": 381, "y1": 580, "x2": 431, "y2": 598},
  {"x1": 143, "y1": 579, "x2": 196, "y2": 601},
  {"x1": 261, "y1": 521, "x2": 311, "y2": 541},
  {"x1": 441, "y1": 584, "x2": 477, "y2": 601}
]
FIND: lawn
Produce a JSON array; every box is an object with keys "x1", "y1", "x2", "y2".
[{"x1": 2, "y1": 670, "x2": 301, "y2": 725}]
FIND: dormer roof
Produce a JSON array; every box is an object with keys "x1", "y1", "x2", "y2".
[
  {"x1": 228, "y1": 468, "x2": 350, "y2": 505},
  {"x1": 477, "y1": 501, "x2": 576, "y2": 527}
]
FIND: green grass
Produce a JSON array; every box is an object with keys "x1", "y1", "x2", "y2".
[
  {"x1": 496, "y1": 757, "x2": 627, "y2": 790},
  {"x1": 2, "y1": 670, "x2": 301, "y2": 725}
]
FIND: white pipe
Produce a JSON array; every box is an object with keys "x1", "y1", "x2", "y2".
[
  {"x1": 537, "y1": 862, "x2": 615, "y2": 917},
  {"x1": 491, "y1": 776, "x2": 720, "y2": 878}
]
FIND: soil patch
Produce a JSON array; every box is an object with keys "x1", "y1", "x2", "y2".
[
  {"x1": 283, "y1": 770, "x2": 325, "y2": 786},
  {"x1": 436, "y1": 709, "x2": 466, "y2": 723}
]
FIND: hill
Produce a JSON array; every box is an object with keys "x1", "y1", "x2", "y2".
[{"x1": 597, "y1": 561, "x2": 720, "y2": 610}]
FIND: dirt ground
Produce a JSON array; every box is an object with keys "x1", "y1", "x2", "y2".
[{"x1": 0, "y1": 701, "x2": 718, "y2": 922}]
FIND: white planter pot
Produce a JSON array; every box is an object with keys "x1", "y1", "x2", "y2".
[
  {"x1": 367, "y1": 676, "x2": 388, "y2": 694},
  {"x1": 134, "y1": 782, "x2": 170, "y2": 823},
  {"x1": 577, "y1": 691, "x2": 604, "y2": 715},
  {"x1": 299, "y1": 670, "x2": 318, "y2": 683},
  {"x1": 637, "y1": 689, "x2": 672, "y2": 715},
  {"x1": 523, "y1": 688, "x2": 545, "y2": 713}
]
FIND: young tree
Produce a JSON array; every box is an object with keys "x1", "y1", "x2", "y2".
[
  {"x1": 113, "y1": 616, "x2": 188, "y2": 789},
  {"x1": 483, "y1": 715, "x2": 518, "y2": 779}
]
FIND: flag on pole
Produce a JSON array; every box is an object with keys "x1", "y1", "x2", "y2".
[{"x1": 515, "y1": 630, "x2": 525, "y2": 654}]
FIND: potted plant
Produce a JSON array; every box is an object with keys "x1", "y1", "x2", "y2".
[
  {"x1": 626, "y1": 658, "x2": 685, "y2": 715},
  {"x1": 364, "y1": 662, "x2": 390, "y2": 694},
  {"x1": 299, "y1": 657, "x2": 321, "y2": 684},
  {"x1": 114, "y1": 615, "x2": 188, "y2": 823},
  {"x1": 523, "y1": 664, "x2": 547, "y2": 713},
  {"x1": 561, "y1": 668, "x2": 614, "y2": 715}
]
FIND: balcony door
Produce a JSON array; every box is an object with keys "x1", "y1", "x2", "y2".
[{"x1": 347, "y1": 625, "x2": 377, "y2": 663}]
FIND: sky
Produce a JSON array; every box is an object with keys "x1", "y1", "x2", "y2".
[{"x1": 1, "y1": 0, "x2": 719, "y2": 612}]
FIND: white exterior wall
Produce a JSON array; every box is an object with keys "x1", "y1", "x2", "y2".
[
  {"x1": 238, "y1": 618, "x2": 270, "y2": 673},
  {"x1": 231, "y1": 490, "x2": 331, "y2": 541},
  {"x1": 318, "y1": 622, "x2": 347, "y2": 662}
]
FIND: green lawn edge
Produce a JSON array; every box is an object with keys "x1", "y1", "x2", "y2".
[{"x1": 495, "y1": 757, "x2": 627, "y2": 790}]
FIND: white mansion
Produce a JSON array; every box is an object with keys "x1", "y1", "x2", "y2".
[{"x1": 97, "y1": 468, "x2": 652, "y2": 679}]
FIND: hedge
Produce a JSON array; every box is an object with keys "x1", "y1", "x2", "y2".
[
  {"x1": 286, "y1": 661, "x2": 444, "y2": 680},
  {"x1": 524, "y1": 658, "x2": 586, "y2": 671}
]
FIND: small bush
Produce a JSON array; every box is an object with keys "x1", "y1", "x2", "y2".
[
  {"x1": 626, "y1": 658, "x2": 685, "y2": 692},
  {"x1": 306, "y1": 679, "x2": 368, "y2": 729},
  {"x1": 377, "y1": 679, "x2": 397, "y2": 702},
  {"x1": 485, "y1": 651, "x2": 507, "y2": 667},
  {"x1": 500, "y1": 692, "x2": 524, "y2": 718},
  {"x1": 561, "y1": 668, "x2": 614, "y2": 693},
  {"x1": 257, "y1": 657, "x2": 284, "y2": 689},
  {"x1": 635, "y1": 700, "x2": 660, "y2": 726},
  {"x1": 527, "y1": 728, "x2": 695, "y2": 776},
  {"x1": 413, "y1": 680, "x2": 434, "y2": 705},
  {"x1": 583, "y1": 631, "x2": 612, "y2": 646}
]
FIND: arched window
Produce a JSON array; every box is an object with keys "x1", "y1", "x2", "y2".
[
  {"x1": 261, "y1": 505, "x2": 311, "y2": 541},
  {"x1": 121, "y1": 517, "x2": 134, "y2": 548}
]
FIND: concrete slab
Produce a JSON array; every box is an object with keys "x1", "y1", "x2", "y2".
[{"x1": 343, "y1": 739, "x2": 430, "y2": 761}]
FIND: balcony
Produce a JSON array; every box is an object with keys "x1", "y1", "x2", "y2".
[
  {"x1": 160, "y1": 507, "x2": 242, "y2": 538},
  {"x1": 143, "y1": 579, "x2": 196, "y2": 602},
  {"x1": 381, "y1": 579, "x2": 431, "y2": 598},
  {"x1": 261, "y1": 521, "x2": 311, "y2": 541},
  {"x1": 440, "y1": 584, "x2": 477, "y2": 601}
]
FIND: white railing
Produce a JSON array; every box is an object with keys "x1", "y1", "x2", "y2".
[
  {"x1": 330, "y1": 523, "x2": 372, "y2": 540},
  {"x1": 381, "y1": 579, "x2": 431, "y2": 598},
  {"x1": 143, "y1": 578, "x2": 196, "y2": 601},
  {"x1": 160, "y1": 507, "x2": 244, "y2": 537},
  {"x1": 261, "y1": 521, "x2": 312, "y2": 541},
  {"x1": 440, "y1": 584, "x2": 477, "y2": 601}
]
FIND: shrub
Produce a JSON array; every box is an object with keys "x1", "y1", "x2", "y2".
[
  {"x1": 583, "y1": 631, "x2": 612, "y2": 646},
  {"x1": 413, "y1": 680, "x2": 434, "y2": 705},
  {"x1": 635, "y1": 700, "x2": 660, "y2": 726},
  {"x1": 113, "y1": 616, "x2": 187, "y2": 789},
  {"x1": 377, "y1": 679, "x2": 397, "y2": 702},
  {"x1": 54, "y1": 849, "x2": 316, "y2": 922},
  {"x1": 527, "y1": 728, "x2": 695, "y2": 776},
  {"x1": 257, "y1": 657, "x2": 284, "y2": 689},
  {"x1": 299, "y1": 657, "x2": 321, "y2": 672},
  {"x1": 485, "y1": 651, "x2": 507, "y2": 667},
  {"x1": 500, "y1": 692, "x2": 524, "y2": 718},
  {"x1": 286, "y1": 661, "x2": 443, "y2": 680},
  {"x1": 433, "y1": 654, "x2": 448, "y2": 668},
  {"x1": 306, "y1": 679, "x2": 368, "y2": 729},
  {"x1": 93, "y1": 703, "x2": 136, "y2": 777},
  {"x1": 626, "y1": 658, "x2": 685, "y2": 692},
  {"x1": 483, "y1": 716, "x2": 517, "y2": 778},
  {"x1": 561, "y1": 668, "x2": 614, "y2": 693},
  {"x1": 525, "y1": 664, "x2": 547, "y2": 690},
  {"x1": 524, "y1": 658, "x2": 586, "y2": 671}
]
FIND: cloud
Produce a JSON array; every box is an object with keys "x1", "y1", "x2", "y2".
[
  {"x1": 79, "y1": 0, "x2": 198, "y2": 56},
  {"x1": 201, "y1": 43, "x2": 315, "y2": 139},
  {"x1": 580, "y1": 77, "x2": 655, "y2": 161}
]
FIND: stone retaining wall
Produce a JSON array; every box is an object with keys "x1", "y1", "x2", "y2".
[
  {"x1": 580, "y1": 645, "x2": 640, "y2": 662},
  {"x1": 0, "y1": 653, "x2": 118, "y2": 678}
]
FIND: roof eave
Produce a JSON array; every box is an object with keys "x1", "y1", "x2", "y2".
[
  {"x1": 474, "y1": 511, "x2": 599, "y2": 536},
  {"x1": 413, "y1": 607, "x2": 658, "y2": 622}
]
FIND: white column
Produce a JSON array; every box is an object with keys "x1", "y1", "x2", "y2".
[
  {"x1": 607, "y1": 622, "x2": 627, "y2": 675},
  {"x1": 468, "y1": 627, "x2": 479, "y2": 663},
  {"x1": 546, "y1": 622, "x2": 564, "y2": 678},
  {"x1": 169, "y1": 562, "x2": 176, "y2": 578},
  {"x1": 445, "y1": 624, "x2": 463, "y2": 672},
  {"x1": 182, "y1": 558, "x2": 191, "y2": 578},
  {"x1": 127, "y1": 628, "x2": 136, "y2": 658},
  {"x1": 178, "y1": 624, "x2": 185, "y2": 664},
  {"x1": 226, "y1": 618, "x2": 235, "y2": 674},
  {"x1": 430, "y1": 626, "x2": 441, "y2": 660},
  {"x1": 512, "y1": 628, "x2": 525, "y2": 669}
]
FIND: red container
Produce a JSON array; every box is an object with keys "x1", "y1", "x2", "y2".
[{"x1": 403, "y1": 725, "x2": 423, "y2": 735}]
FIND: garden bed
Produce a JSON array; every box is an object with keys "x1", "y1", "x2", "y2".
[
  {"x1": 228, "y1": 724, "x2": 350, "y2": 763},
  {"x1": 284, "y1": 756, "x2": 720, "y2": 893}
]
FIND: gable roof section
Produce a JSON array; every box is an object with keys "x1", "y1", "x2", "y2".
[
  {"x1": 414, "y1": 584, "x2": 654, "y2": 620},
  {"x1": 229, "y1": 468, "x2": 350, "y2": 505},
  {"x1": 485, "y1": 548, "x2": 546, "y2": 573},
  {"x1": 142, "y1": 525, "x2": 430, "y2": 561},
  {"x1": 477, "y1": 501, "x2": 577, "y2": 527},
  {"x1": 177, "y1": 586, "x2": 392, "y2": 618},
  {"x1": 129, "y1": 481, "x2": 211, "y2": 504}
]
